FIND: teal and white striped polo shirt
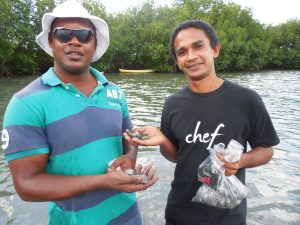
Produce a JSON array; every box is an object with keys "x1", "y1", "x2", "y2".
[{"x1": 2, "y1": 67, "x2": 141, "y2": 225}]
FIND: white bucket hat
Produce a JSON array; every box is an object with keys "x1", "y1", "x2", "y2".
[{"x1": 36, "y1": 0, "x2": 109, "y2": 62}]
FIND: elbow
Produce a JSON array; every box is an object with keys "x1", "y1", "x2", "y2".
[
  {"x1": 15, "y1": 188, "x2": 34, "y2": 202},
  {"x1": 18, "y1": 193, "x2": 34, "y2": 202},
  {"x1": 15, "y1": 185, "x2": 35, "y2": 202},
  {"x1": 266, "y1": 147, "x2": 274, "y2": 163},
  {"x1": 160, "y1": 149, "x2": 177, "y2": 163},
  {"x1": 13, "y1": 179, "x2": 39, "y2": 202},
  {"x1": 166, "y1": 154, "x2": 178, "y2": 163},
  {"x1": 169, "y1": 158, "x2": 177, "y2": 163}
]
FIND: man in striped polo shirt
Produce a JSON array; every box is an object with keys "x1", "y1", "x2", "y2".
[{"x1": 1, "y1": 1, "x2": 158, "y2": 224}]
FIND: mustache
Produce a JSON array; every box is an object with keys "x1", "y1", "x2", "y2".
[{"x1": 64, "y1": 49, "x2": 84, "y2": 56}]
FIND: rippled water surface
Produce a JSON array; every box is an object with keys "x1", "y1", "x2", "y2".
[{"x1": 0, "y1": 71, "x2": 299, "y2": 225}]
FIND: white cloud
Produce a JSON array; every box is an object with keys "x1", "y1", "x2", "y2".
[
  {"x1": 99, "y1": 0, "x2": 299, "y2": 25},
  {"x1": 99, "y1": 0, "x2": 173, "y2": 14},
  {"x1": 226, "y1": 0, "x2": 300, "y2": 25}
]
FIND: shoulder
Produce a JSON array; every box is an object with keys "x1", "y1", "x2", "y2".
[
  {"x1": 4, "y1": 75, "x2": 54, "y2": 127},
  {"x1": 225, "y1": 80, "x2": 262, "y2": 101},
  {"x1": 165, "y1": 86, "x2": 189, "y2": 104},
  {"x1": 223, "y1": 80, "x2": 268, "y2": 117},
  {"x1": 15, "y1": 77, "x2": 50, "y2": 99},
  {"x1": 5, "y1": 76, "x2": 50, "y2": 119},
  {"x1": 10, "y1": 75, "x2": 53, "y2": 115}
]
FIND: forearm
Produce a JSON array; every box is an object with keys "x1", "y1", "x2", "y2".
[
  {"x1": 11, "y1": 172, "x2": 109, "y2": 202},
  {"x1": 123, "y1": 139, "x2": 138, "y2": 159},
  {"x1": 9, "y1": 150, "x2": 156, "y2": 202},
  {"x1": 160, "y1": 136, "x2": 177, "y2": 162},
  {"x1": 239, "y1": 146, "x2": 274, "y2": 169}
]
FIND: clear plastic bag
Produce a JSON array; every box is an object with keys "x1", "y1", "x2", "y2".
[
  {"x1": 192, "y1": 140, "x2": 247, "y2": 209},
  {"x1": 197, "y1": 147, "x2": 223, "y2": 190}
]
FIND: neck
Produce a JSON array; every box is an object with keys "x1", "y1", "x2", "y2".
[
  {"x1": 53, "y1": 66, "x2": 91, "y2": 84},
  {"x1": 188, "y1": 74, "x2": 223, "y2": 93},
  {"x1": 53, "y1": 66, "x2": 98, "y2": 97}
]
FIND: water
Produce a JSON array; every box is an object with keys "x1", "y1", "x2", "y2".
[{"x1": 0, "y1": 71, "x2": 300, "y2": 225}]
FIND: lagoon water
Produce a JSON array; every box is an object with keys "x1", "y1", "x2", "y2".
[{"x1": 0, "y1": 71, "x2": 299, "y2": 225}]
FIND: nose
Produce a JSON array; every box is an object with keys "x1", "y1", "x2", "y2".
[
  {"x1": 68, "y1": 36, "x2": 81, "y2": 45},
  {"x1": 187, "y1": 49, "x2": 197, "y2": 61}
]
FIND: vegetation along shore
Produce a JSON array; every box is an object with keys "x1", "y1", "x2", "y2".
[{"x1": 0, "y1": 0, "x2": 299, "y2": 76}]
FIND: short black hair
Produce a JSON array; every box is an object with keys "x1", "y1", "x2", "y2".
[{"x1": 169, "y1": 20, "x2": 219, "y2": 61}]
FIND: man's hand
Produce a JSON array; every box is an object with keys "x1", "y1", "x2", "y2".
[
  {"x1": 105, "y1": 163, "x2": 158, "y2": 192},
  {"x1": 108, "y1": 155, "x2": 136, "y2": 172},
  {"x1": 217, "y1": 153, "x2": 240, "y2": 176},
  {"x1": 124, "y1": 127, "x2": 165, "y2": 146},
  {"x1": 217, "y1": 146, "x2": 274, "y2": 176},
  {"x1": 124, "y1": 127, "x2": 177, "y2": 162}
]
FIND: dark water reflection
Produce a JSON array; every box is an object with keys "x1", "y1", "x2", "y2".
[{"x1": 0, "y1": 71, "x2": 299, "y2": 225}]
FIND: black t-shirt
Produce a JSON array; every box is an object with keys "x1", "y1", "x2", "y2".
[{"x1": 161, "y1": 80, "x2": 279, "y2": 225}]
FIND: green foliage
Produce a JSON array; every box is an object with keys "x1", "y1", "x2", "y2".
[
  {"x1": 32, "y1": 0, "x2": 56, "y2": 73},
  {"x1": 0, "y1": 0, "x2": 36, "y2": 75},
  {"x1": 0, "y1": 0, "x2": 299, "y2": 75},
  {"x1": 267, "y1": 20, "x2": 300, "y2": 69}
]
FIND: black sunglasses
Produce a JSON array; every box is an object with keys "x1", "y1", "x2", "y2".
[{"x1": 52, "y1": 27, "x2": 94, "y2": 43}]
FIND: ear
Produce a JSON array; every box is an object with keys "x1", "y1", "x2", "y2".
[
  {"x1": 175, "y1": 60, "x2": 182, "y2": 70},
  {"x1": 94, "y1": 38, "x2": 97, "y2": 50},
  {"x1": 213, "y1": 42, "x2": 221, "y2": 58},
  {"x1": 48, "y1": 33, "x2": 53, "y2": 48}
]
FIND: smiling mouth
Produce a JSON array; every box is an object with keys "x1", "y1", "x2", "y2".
[
  {"x1": 65, "y1": 51, "x2": 83, "y2": 57},
  {"x1": 65, "y1": 52, "x2": 84, "y2": 61},
  {"x1": 187, "y1": 63, "x2": 203, "y2": 69}
]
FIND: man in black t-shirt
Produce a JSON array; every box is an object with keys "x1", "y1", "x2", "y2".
[{"x1": 124, "y1": 20, "x2": 279, "y2": 225}]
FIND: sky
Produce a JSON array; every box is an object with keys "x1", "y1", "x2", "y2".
[{"x1": 98, "y1": 0, "x2": 299, "y2": 25}]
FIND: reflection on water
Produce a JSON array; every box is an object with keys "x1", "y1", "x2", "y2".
[{"x1": 0, "y1": 71, "x2": 300, "y2": 225}]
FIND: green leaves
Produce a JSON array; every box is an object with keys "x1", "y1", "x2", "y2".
[{"x1": 0, "y1": 0, "x2": 299, "y2": 75}]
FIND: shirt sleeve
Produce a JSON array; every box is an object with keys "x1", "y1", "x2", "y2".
[
  {"x1": 247, "y1": 94, "x2": 280, "y2": 148},
  {"x1": 2, "y1": 96, "x2": 49, "y2": 161},
  {"x1": 160, "y1": 99, "x2": 178, "y2": 148}
]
